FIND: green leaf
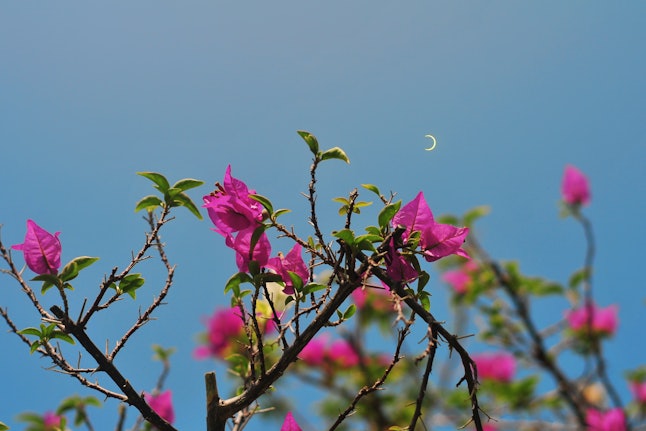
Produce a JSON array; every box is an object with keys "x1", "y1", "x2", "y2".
[
  {"x1": 18, "y1": 327, "x2": 42, "y2": 337},
  {"x1": 0, "y1": 421, "x2": 9, "y2": 430},
  {"x1": 361, "y1": 183, "x2": 381, "y2": 196},
  {"x1": 248, "y1": 194, "x2": 274, "y2": 215},
  {"x1": 463, "y1": 205, "x2": 491, "y2": 227},
  {"x1": 152, "y1": 344, "x2": 176, "y2": 362},
  {"x1": 301, "y1": 283, "x2": 327, "y2": 295},
  {"x1": 171, "y1": 178, "x2": 204, "y2": 192},
  {"x1": 297, "y1": 130, "x2": 319, "y2": 155},
  {"x1": 52, "y1": 331, "x2": 75, "y2": 345},
  {"x1": 568, "y1": 267, "x2": 590, "y2": 289},
  {"x1": 419, "y1": 291, "x2": 431, "y2": 311},
  {"x1": 224, "y1": 272, "x2": 253, "y2": 294},
  {"x1": 137, "y1": 172, "x2": 170, "y2": 193},
  {"x1": 332, "y1": 229, "x2": 355, "y2": 245},
  {"x1": 343, "y1": 304, "x2": 356, "y2": 319},
  {"x1": 60, "y1": 256, "x2": 99, "y2": 283},
  {"x1": 32, "y1": 274, "x2": 61, "y2": 294},
  {"x1": 118, "y1": 274, "x2": 145, "y2": 299},
  {"x1": 170, "y1": 191, "x2": 203, "y2": 219},
  {"x1": 320, "y1": 147, "x2": 350, "y2": 164},
  {"x1": 29, "y1": 341, "x2": 40, "y2": 354},
  {"x1": 135, "y1": 195, "x2": 163, "y2": 213},
  {"x1": 287, "y1": 271, "x2": 304, "y2": 293},
  {"x1": 378, "y1": 201, "x2": 402, "y2": 229},
  {"x1": 272, "y1": 208, "x2": 291, "y2": 220}
]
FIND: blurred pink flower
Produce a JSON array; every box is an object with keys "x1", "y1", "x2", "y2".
[
  {"x1": 586, "y1": 408, "x2": 626, "y2": 431},
  {"x1": 267, "y1": 243, "x2": 309, "y2": 294},
  {"x1": 562, "y1": 164, "x2": 591, "y2": 206},
  {"x1": 443, "y1": 269, "x2": 471, "y2": 294},
  {"x1": 43, "y1": 411, "x2": 62, "y2": 429},
  {"x1": 393, "y1": 192, "x2": 469, "y2": 262},
  {"x1": 12, "y1": 219, "x2": 62, "y2": 275},
  {"x1": 280, "y1": 411, "x2": 302, "y2": 431},
  {"x1": 194, "y1": 307, "x2": 245, "y2": 359},
  {"x1": 352, "y1": 286, "x2": 393, "y2": 312},
  {"x1": 566, "y1": 302, "x2": 618, "y2": 337},
  {"x1": 473, "y1": 352, "x2": 516, "y2": 383},
  {"x1": 299, "y1": 336, "x2": 328, "y2": 366},
  {"x1": 329, "y1": 339, "x2": 360, "y2": 367},
  {"x1": 299, "y1": 335, "x2": 360, "y2": 370},
  {"x1": 482, "y1": 424, "x2": 498, "y2": 431},
  {"x1": 144, "y1": 390, "x2": 175, "y2": 425},
  {"x1": 630, "y1": 381, "x2": 646, "y2": 404},
  {"x1": 203, "y1": 165, "x2": 264, "y2": 236}
]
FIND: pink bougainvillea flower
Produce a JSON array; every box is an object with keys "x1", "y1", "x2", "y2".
[
  {"x1": 43, "y1": 411, "x2": 63, "y2": 430},
  {"x1": 562, "y1": 164, "x2": 591, "y2": 206},
  {"x1": 267, "y1": 243, "x2": 309, "y2": 294},
  {"x1": 299, "y1": 335, "x2": 360, "y2": 370},
  {"x1": 225, "y1": 227, "x2": 271, "y2": 273},
  {"x1": 280, "y1": 411, "x2": 303, "y2": 431},
  {"x1": 443, "y1": 261, "x2": 479, "y2": 294},
  {"x1": 351, "y1": 286, "x2": 393, "y2": 312},
  {"x1": 473, "y1": 352, "x2": 516, "y2": 383},
  {"x1": 328, "y1": 339, "x2": 360, "y2": 367},
  {"x1": 630, "y1": 381, "x2": 646, "y2": 404},
  {"x1": 586, "y1": 408, "x2": 626, "y2": 431},
  {"x1": 194, "y1": 307, "x2": 245, "y2": 359},
  {"x1": 299, "y1": 336, "x2": 328, "y2": 366},
  {"x1": 392, "y1": 192, "x2": 469, "y2": 263},
  {"x1": 12, "y1": 219, "x2": 62, "y2": 275},
  {"x1": 383, "y1": 239, "x2": 419, "y2": 286},
  {"x1": 566, "y1": 302, "x2": 618, "y2": 337},
  {"x1": 482, "y1": 424, "x2": 498, "y2": 431},
  {"x1": 144, "y1": 390, "x2": 175, "y2": 425},
  {"x1": 203, "y1": 165, "x2": 264, "y2": 236}
]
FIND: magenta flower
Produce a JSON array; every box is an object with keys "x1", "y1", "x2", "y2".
[
  {"x1": 562, "y1": 164, "x2": 591, "y2": 206},
  {"x1": 565, "y1": 302, "x2": 618, "y2": 337},
  {"x1": 43, "y1": 411, "x2": 63, "y2": 430},
  {"x1": 299, "y1": 335, "x2": 328, "y2": 366},
  {"x1": 280, "y1": 412, "x2": 303, "y2": 431},
  {"x1": 267, "y1": 243, "x2": 309, "y2": 294},
  {"x1": 586, "y1": 408, "x2": 626, "y2": 431},
  {"x1": 392, "y1": 192, "x2": 469, "y2": 262},
  {"x1": 329, "y1": 339, "x2": 360, "y2": 367},
  {"x1": 482, "y1": 424, "x2": 498, "y2": 431},
  {"x1": 203, "y1": 165, "x2": 264, "y2": 236},
  {"x1": 12, "y1": 219, "x2": 62, "y2": 275},
  {"x1": 351, "y1": 286, "x2": 393, "y2": 311},
  {"x1": 631, "y1": 381, "x2": 646, "y2": 404},
  {"x1": 443, "y1": 261, "x2": 478, "y2": 294},
  {"x1": 225, "y1": 227, "x2": 271, "y2": 273},
  {"x1": 473, "y1": 352, "x2": 516, "y2": 383},
  {"x1": 383, "y1": 238, "x2": 419, "y2": 285},
  {"x1": 194, "y1": 307, "x2": 245, "y2": 359},
  {"x1": 144, "y1": 390, "x2": 175, "y2": 425}
]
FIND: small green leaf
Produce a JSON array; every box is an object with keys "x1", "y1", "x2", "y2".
[
  {"x1": 137, "y1": 172, "x2": 170, "y2": 193},
  {"x1": 343, "y1": 304, "x2": 356, "y2": 319},
  {"x1": 332, "y1": 197, "x2": 349, "y2": 205},
  {"x1": 568, "y1": 267, "x2": 590, "y2": 289},
  {"x1": 272, "y1": 208, "x2": 291, "y2": 219},
  {"x1": 52, "y1": 331, "x2": 75, "y2": 345},
  {"x1": 378, "y1": 201, "x2": 402, "y2": 229},
  {"x1": 32, "y1": 274, "x2": 61, "y2": 294},
  {"x1": 361, "y1": 183, "x2": 381, "y2": 196},
  {"x1": 297, "y1": 130, "x2": 320, "y2": 155},
  {"x1": 18, "y1": 327, "x2": 42, "y2": 337},
  {"x1": 463, "y1": 205, "x2": 491, "y2": 227},
  {"x1": 320, "y1": 147, "x2": 350, "y2": 164},
  {"x1": 248, "y1": 194, "x2": 274, "y2": 215},
  {"x1": 224, "y1": 272, "x2": 253, "y2": 294},
  {"x1": 29, "y1": 341, "x2": 40, "y2": 354},
  {"x1": 60, "y1": 256, "x2": 99, "y2": 283},
  {"x1": 332, "y1": 229, "x2": 355, "y2": 245},
  {"x1": 301, "y1": 283, "x2": 327, "y2": 295},
  {"x1": 0, "y1": 421, "x2": 9, "y2": 430},
  {"x1": 171, "y1": 192, "x2": 203, "y2": 219},
  {"x1": 118, "y1": 274, "x2": 145, "y2": 299},
  {"x1": 152, "y1": 344, "x2": 176, "y2": 362},
  {"x1": 287, "y1": 271, "x2": 304, "y2": 293},
  {"x1": 172, "y1": 178, "x2": 204, "y2": 192},
  {"x1": 135, "y1": 195, "x2": 163, "y2": 213}
]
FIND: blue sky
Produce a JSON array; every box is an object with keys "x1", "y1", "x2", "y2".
[{"x1": 1, "y1": 2, "x2": 645, "y2": 430}]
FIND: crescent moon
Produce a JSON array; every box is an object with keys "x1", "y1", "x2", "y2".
[{"x1": 424, "y1": 134, "x2": 437, "y2": 151}]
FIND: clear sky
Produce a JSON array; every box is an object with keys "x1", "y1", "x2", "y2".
[{"x1": 1, "y1": 2, "x2": 645, "y2": 430}]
